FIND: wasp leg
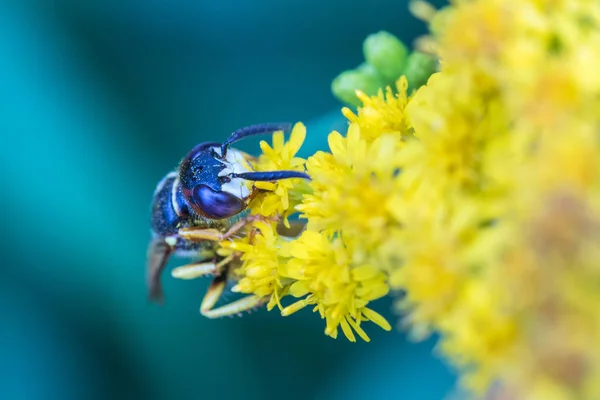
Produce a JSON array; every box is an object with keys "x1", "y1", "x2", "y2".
[
  {"x1": 146, "y1": 237, "x2": 174, "y2": 302},
  {"x1": 172, "y1": 262, "x2": 216, "y2": 280},
  {"x1": 219, "y1": 217, "x2": 259, "y2": 240},
  {"x1": 171, "y1": 255, "x2": 234, "y2": 280},
  {"x1": 201, "y1": 294, "x2": 264, "y2": 319},
  {"x1": 179, "y1": 215, "x2": 274, "y2": 242},
  {"x1": 200, "y1": 274, "x2": 228, "y2": 315},
  {"x1": 178, "y1": 228, "x2": 223, "y2": 241},
  {"x1": 197, "y1": 258, "x2": 265, "y2": 318}
]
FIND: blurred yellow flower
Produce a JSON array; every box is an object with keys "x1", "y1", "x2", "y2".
[{"x1": 385, "y1": 0, "x2": 600, "y2": 397}]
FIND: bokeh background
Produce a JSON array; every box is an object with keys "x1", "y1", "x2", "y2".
[{"x1": 0, "y1": 1, "x2": 455, "y2": 399}]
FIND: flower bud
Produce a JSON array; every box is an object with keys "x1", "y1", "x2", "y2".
[
  {"x1": 331, "y1": 67, "x2": 383, "y2": 107},
  {"x1": 363, "y1": 31, "x2": 408, "y2": 81},
  {"x1": 403, "y1": 51, "x2": 437, "y2": 91}
]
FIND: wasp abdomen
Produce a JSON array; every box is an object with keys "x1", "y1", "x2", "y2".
[{"x1": 151, "y1": 172, "x2": 188, "y2": 237}]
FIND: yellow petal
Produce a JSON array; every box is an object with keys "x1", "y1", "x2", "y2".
[
  {"x1": 282, "y1": 190, "x2": 289, "y2": 210},
  {"x1": 289, "y1": 123, "x2": 307, "y2": 154},
  {"x1": 327, "y1": 131, "x2": 346, "y2": 157},
  {"x1": 357, "y1": 282, "x2": 390, "y2": 300},
  {"x1": 346, "y1": 316, "x2": 370, "y2": 342},
  {"x1": 281, "y1": 299, "x2": 309, "y2": 316},
  {"x1": 245, "y1": 265, "x2": 270, "y2": 278},
  {"x1": 272, "y1": 131, "x2": 285, "y2": 150},
  {"x1": 362, "y1": 308, "x2": 392, "y2": 331},
  {"x1": 289, "y1": 281, "x2": 310, "y2": 297},
  {"x1": 351, "y1": 265, "x2": 381, "y2": 281},
  {"x1": 355, "y1": 90, "x2": 370, "y2": 104},
  {"x1": 325, "y1": 322, "x2": 339, "y2": 339},
  {"x1": 342, "y1": 107, "x2": 358, "y2": 122},
  {"x1": 340, "y1": 318, "x2": 357, "y2": 342},
  {"x1": 255, "y1": 181, "x2": 276, "y2": 191},
  {"x1": 259, "y1": 141, "x2": 276, "y2": 158}
]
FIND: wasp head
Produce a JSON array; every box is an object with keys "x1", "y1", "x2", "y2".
[
  {"x1": 176, "y1": 123, "x2": 310, "y2": 220},
  {"x1": 178, "y1": 142, "x2": 251, "y2": 220}
]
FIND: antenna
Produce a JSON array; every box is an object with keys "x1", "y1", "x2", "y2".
[
  {"x1": 221, "y1": 123, "x2": 292, "y2": 157},
  {"x1": 230, "y1": 171, "x2": 310, "y2": 181}
]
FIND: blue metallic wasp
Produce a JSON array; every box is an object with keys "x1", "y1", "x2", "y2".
[{"x1": 147, "y1": 123, "x2": 309, "y2": 318}]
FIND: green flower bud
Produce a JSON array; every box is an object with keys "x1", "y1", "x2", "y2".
[
  {"x1": 356, "y1": 62, "x2": 387, "y2": 83},
  {"x1": 331, "y1": 68, "x2": 383, "y2": 107},
  {"x1": 403, "y1": 51, "x2": 437, "y2": 92},
  {"x1": 363, "y1": 31, "x2": 408, "y2": 82}
]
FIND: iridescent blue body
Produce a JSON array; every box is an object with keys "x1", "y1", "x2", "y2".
[
  {"x1": 150, "y1": 172, "x2": 220, "y2": 248},
  {"x1": 147, "y1": 123, "x2": 310, "y2": 302}
]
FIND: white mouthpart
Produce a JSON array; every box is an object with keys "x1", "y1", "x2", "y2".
[{"x1": 212, "y1": 147, "x2": 252, "y2": 200}]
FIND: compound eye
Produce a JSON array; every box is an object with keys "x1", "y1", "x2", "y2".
[{"x1": 191, "y1": 184, "x2": 246, "y2": 219}]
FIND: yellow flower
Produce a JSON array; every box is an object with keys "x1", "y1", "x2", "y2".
[
  {"x1": 220, "y1": 121, "x2": 397, "y2": 342},
  {"x1": 342, "y1": 76, "x2": 411, "y2": 141},
  {"x1": 220, "y1": 220, "x2": 292, "y2": 311},
  {"x1": 247, "y1": 122, "x2": 309, "y2": 224},
  {"x1": 401, "y1": 71, "x2": 506, "y2": 195},
  {"x1": 298, "y1": 123, "x2": 403, "y2": 249},
  {"x1": 279, "y1": 230, "x2": 391, "y2": 342}
]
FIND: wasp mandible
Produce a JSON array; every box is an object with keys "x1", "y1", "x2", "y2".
[{"x1": 147, "y1": 123, "x2": 309, "y2": 318}]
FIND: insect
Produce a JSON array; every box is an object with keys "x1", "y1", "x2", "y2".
[{"x1": 147, "y1": 123, "x2": 309, "y2": 318}]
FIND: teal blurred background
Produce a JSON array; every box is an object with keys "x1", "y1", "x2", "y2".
[{"x1": 0, "y1": 1, "x2": 454, "y2": 399}]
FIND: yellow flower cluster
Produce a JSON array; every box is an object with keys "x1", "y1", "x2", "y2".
[
  {"x1": 225, "y1": 81, "x2": 413, "y2": 342},
  {"x1": 203, "y1": 0, "x2": 600, "y2": 397},
  {"x1": 384, "y1": 0, "x2": 600, "y2": 398}
]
